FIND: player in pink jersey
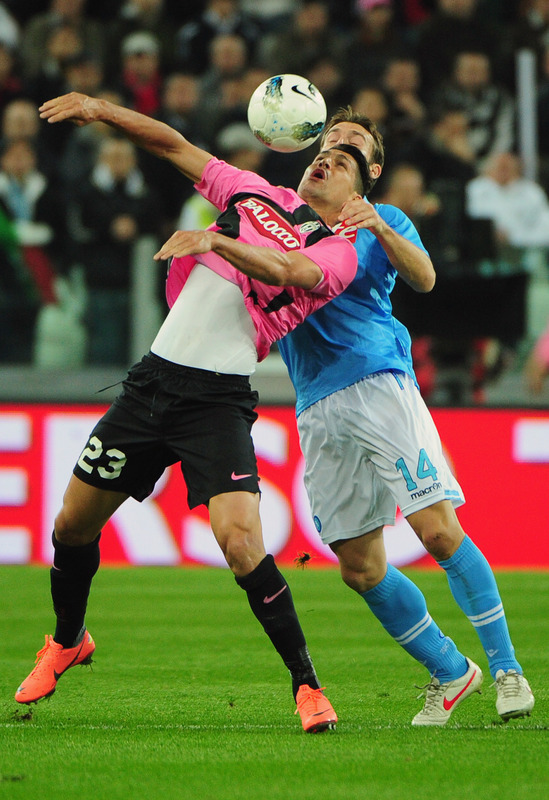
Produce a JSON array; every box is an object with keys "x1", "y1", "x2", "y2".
[{"x1": 15, "y1": 92, "x2": 365, "y2": 732}]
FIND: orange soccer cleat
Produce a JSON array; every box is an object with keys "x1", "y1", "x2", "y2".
[
  {"x1": 295, "y1": 685, "x2": 337, "y2": 733},
  {"x1": 15, "y1": 631, "x2": 95, "y2": 704}
]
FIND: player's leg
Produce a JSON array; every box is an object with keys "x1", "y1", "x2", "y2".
[
  {"x1": 332, "y1": 529, "x2": 470, "y2": 683},
  {"x1": 15, "y1": 475, "x2": 128, "y2": 704},
  {"x1": 209, "y1": 489, "x2": 337, "y2": 732},
  {"x1": 297, "y1": 382, "x2": 481, "y2": 724},
  {"x1": 406, "y1": 500, "x2": 534, "y2": 718}
]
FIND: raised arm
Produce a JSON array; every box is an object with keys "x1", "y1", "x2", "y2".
[
  {"x1": 339, "y1": 198, "x2": 436, "y2": 292},
  {"x1": 154, "y1": 230, "x2": 323, "y2": 289},
  {"x1": 39, "y1": 92, "x2": 212, "y2": 184}
]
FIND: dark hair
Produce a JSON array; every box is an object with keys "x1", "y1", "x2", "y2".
[
  {"x1": 321, "y1": 106, "x2": 385, "y2": 193},
  {"x1": 329, "y1": 143, "x2": 370, "y2": 195}
]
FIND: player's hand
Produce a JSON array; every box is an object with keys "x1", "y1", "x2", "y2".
[
  {"x1": 39, "y1": 92, "x2": 102, "y2": 126},
  {"x1": 338, "y1": 198, "x2": 387, "y2": 235},
  {"x1": 154, "y1": 230, "x2": 217, "y2": 260}
]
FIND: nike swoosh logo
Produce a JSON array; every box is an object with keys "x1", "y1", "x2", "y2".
[
  {"x1": 443, "y1": 669, "x2": 478, "y2": 711},
  {"x1": 231, "y1": 471, "x2": 253, "y2": 480},
  {"x1": 291, "y1": 84, "x2": 311, "y2": 99},
  {"x1": 263, "y1": 585, "x2": 288, "y2": 604}
]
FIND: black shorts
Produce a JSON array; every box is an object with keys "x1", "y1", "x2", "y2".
[{"x1": 73, "y1": 353, "x2": 260, "y2": 508}]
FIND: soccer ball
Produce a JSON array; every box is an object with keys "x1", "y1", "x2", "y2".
[{"x1": 247, "y1": 74, "x2": 327, "y2": 153}]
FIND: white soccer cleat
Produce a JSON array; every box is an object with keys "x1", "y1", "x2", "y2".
[
  {"x1": 412, "y1": 658, "x2": 483, "y2": 726},
  {"x1": 494, "y1": 669, "x2": 535, "y2": 721}
]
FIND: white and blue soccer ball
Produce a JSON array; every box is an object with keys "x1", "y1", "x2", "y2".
[{"x1": 247, "y1": 74, "x2": 327, "y2": 153}]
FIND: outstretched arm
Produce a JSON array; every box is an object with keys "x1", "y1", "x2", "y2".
[
  {"x1": 39, "y1": 92, "x2": 212, "y2": 184},
  {"x1": 154, "y1": 230, "x2": 323, "y2": 289},
  {"x1": 339, "y1": 198, "x2": 436, "y2": 292}
]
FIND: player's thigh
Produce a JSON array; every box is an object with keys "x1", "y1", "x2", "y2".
[
  {"x1": 178, "y1": 400, "x2": 259, "y2": 509},
  {"x1": 73, "y1": 399, "x2": 172, "y2": 501},
  {"x1": 55, "y1": 474, "x2": 129, "y2": 543},
  {"x1": 297, "y1": 399, "x2": 396, "y2": 546},
  {"x1": 360, "y1": 373, "x2": 465, "y2": 516}
]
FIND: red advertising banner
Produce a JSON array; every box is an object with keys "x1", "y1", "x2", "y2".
[{"x1": 0, "y1": 404, "x2": 548, "y2": 568}]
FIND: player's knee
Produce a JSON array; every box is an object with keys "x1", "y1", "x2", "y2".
[
  {"x1": 408, "y1": 502, "x2": 464, "y2": 561},
  {"x1": 217, "y1": 523, "x2": 265, "y2": 575},
  {"x1": 54, "y1": 506, "x2": 99, "y2": 546},
  {"x1": 339, "y1": 560, "x2": 385, "y2": 594}
]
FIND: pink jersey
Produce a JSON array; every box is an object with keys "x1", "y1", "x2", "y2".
[{"x1": 166, "y1": 158, "x2": 357, "y2": 361}]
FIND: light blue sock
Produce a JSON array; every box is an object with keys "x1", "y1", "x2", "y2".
[
  {"x1": 361, "y1": 564, "x2": 468, "y2": 682},
  {"x1": 438, "y1": 535, "x2": 521, "y2": 678}
]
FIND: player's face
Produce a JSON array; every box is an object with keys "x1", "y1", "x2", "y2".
[
  {"x1": 322, "y1": 122, "x2": 375, "y2": 161},
  {"x1": 297, "y1": 148, "x2": 362, "y2": 206}
]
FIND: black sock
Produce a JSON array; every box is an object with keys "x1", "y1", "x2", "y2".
[
  {"x1": 50, "y1": 532, "x2": 101, "y2": 647},
  {"x1": 236, "y1": 554, "x2": 320, "y2": 699}
]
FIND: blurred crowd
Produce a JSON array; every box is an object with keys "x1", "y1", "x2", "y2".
[{"x1": 2, "y1": 0, "x2": 549, "y2": 402}]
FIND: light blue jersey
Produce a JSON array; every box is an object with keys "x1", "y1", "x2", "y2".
[{"x1": 278, "y1": 203, "x2": 428, "y2": 416}]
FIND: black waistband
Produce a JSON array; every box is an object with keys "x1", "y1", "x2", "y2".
[{"x1": 142, "y1": 352, "x2": 252, "y2": 388}]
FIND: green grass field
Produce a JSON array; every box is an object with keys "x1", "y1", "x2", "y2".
[{"x1": 1, "y1": 565, "x2": 547, "y2": 800}]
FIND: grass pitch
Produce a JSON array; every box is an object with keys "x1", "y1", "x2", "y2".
[{"x1": 1, "y1": 565, "x2": 547, "y2": 800}]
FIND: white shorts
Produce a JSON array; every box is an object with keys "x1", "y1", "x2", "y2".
[{"x1": 297, "y1": 371, "x2": 465, "y2": 546}]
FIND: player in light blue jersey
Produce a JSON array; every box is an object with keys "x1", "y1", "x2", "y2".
[{"x1": 279, "y1": 107, "x2": 534, "y2": 725}]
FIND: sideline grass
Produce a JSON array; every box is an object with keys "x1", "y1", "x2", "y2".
[{"x1": 1, "y1": 565, "x2": 547, "y2": 800}]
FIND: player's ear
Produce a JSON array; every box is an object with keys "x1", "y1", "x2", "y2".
[{"x1": 369, "y1": 163, "x2": 382, "y2": 180}]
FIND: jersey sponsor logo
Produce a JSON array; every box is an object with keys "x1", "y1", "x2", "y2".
[
  {"x1": 331, "y1": 221, "x2": 358, "y2": 243},
  {"x1": 238, "y1": 198, "x2": 301, "y2": 249}
]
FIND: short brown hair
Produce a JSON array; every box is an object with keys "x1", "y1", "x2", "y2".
[{"x1": 321, "y1": 106, "x2": 385, "y2": 193}]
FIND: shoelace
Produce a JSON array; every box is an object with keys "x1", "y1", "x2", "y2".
[
  {"x1": 295, "y1": 687, "x2": 327, "y2": 716},
  {"x1": 34, "y1": 635, "x2": 54, "y2": 664},
  {"x1": 415, "y1": 679, "x2": 444, "y2": 711},
  {"x1": 491, "y1": 671, "x2": 521, "y2": 697},
  {"x1": 28, "y1": 635, "x2": 58, "y2": 677}
]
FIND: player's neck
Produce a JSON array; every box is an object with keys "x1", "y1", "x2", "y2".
[{"x1": 307, "y1": 199, "x2": 339, "y2": 229}]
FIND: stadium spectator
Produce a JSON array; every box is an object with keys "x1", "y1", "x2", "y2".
[
  {"x1": 67, "y1": 136, "x2": 162, "y2": 364},
  {"x1": 175, "y1": 0, "x2": 260, "y2": 76},
  {"x1": 257, "y1": 1, "x2": 347, "y2": 78},
  {"x1": 1, "y1": 97, "x2": 61, "y2": 180},
  {"x1": 19, "y1": 0, "x2": 105, "y2": 82},
  {"x1": 396, "y1": 105, "x2": 477, "y2": 189},
  {"x1": 239, "y1": 0, "x2": 296, "y2": 33},
  {"x1": 115, "y1": 31, "x2": 163, "y2": 117},
  {"x1": 466, "y1": 151, "x2": 549, "y2": 248},
  {"x1": 194, "y1": 33, "x2": 250, "y2": 148},
  {"x1": 431, "y1": 51, "x2": 515, "y2": 168},
  {"x1": 381, "y1": 55, "x2": 427, "y2": 147},
  {"x1": 0, "y1": 43, "x2": 26, "y2": 118},
  {"x1": 104, "y1": 0, "x2": 176, "y2": 82},
  {"x1": 413, "y1": 0, "x2": 502, "y2": 95},
  {"x1": 0, "y1": 3, "x2": 20, "y2": 51},
  {"x1": 345, "y1": 0, "x2": 409, "y2": 92}
]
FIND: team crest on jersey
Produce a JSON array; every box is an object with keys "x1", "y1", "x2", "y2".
[
  {"x1": 298, "y1": 220, "x2": 321, "y2": 234},
  {"x1": 237, "y1": 198, "x2": 300, "y2": 249},
  {"x1": 331, "y1": 221, "x2": 358, "y2": 243}
]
